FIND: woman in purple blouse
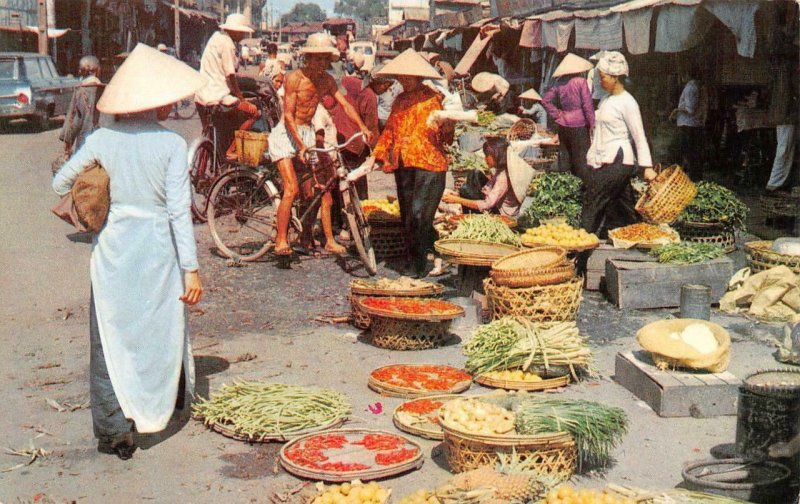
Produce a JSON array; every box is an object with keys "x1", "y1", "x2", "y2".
[{"x1": 542, "y1": 53, "x2": 595, "y2": 179}]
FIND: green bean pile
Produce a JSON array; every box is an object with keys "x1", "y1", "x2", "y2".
[
  {"x1": 192, "y1": 380, "x2": 351, "y2": 440},
  {"x1": 449, "y1": 214, "x2": 522, "y2": 246},
  {"x1": 649, "y1": 242, "x2": 726, "y2": 264}
]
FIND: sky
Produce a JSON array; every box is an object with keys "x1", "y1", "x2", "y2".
[{"x1": 269, "y1": 0, "x2": 337, "y2": 17}]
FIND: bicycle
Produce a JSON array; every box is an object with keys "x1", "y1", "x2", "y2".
[{"x1": 206, "y1": 133, "x2": 377, "y2": 275}]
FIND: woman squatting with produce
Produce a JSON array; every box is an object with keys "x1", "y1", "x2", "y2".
[
  {"x1": 541, "y1": 53, "x2": 595, "y2": 178},
  {"x1": 52, "y1": 44, "x2": 204, "y2": 460},
  {"x1": 368, "y1": 49, "x2": 453, "y2": 278},
  {"x1": 582, "y1": 52, "x2": 657, "y2": 235}
]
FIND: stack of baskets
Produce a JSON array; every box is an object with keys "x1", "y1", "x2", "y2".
[
  {"x1": 234, "y1": 130, "x2": 269, "y2": 167},
  {"x1": 744, "y1": 240, "x2": 800, "y2": 274},
  {"x1": 349, "y1": 279, "x2": 443, "y2": 329},
  {"x1": 635, "y1": 165, "x2": 696, "y2": 224},
  {"x1": 484, "y1": 246, "x2": 582, "y2": 322}
]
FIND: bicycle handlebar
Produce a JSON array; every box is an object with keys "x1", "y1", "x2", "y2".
[{"x1": 304, "y1": 132, "x2": 365, "y2": 157}]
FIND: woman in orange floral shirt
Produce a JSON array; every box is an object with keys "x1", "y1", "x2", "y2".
[{"x1": 371, "y1": 49, "x2": 453, "y2": 277}]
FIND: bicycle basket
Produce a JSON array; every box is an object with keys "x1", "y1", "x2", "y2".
[{"x1": 235, "y1": 131, "x2": 269, "y2": 167}]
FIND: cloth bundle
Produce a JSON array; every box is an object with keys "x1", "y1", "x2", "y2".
[{"x1": 720, "y1": 266, "x2": 800, "y2": 322}]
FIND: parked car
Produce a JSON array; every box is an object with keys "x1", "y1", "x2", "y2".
[
  {"x1": 0, "y1": 52, "x2": 79, "y2": 130},
  {"x1": 349, "y1": 40, "x2": 376, "y2": 70}
]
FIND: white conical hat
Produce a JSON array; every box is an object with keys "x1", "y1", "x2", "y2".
[
  {"x1": 219, "y1": 13, "x2": 254, "y2": 33},
  {"x1": 552, "y1": 53, "x2": 593, "y2": 78},
  {"x1": 97, "y1": 44, "x2": 205, "y2": 115},
  {"x1": 519, "y1": 88, "x2": 542, "y2": 101},
  {"x1": 376, "y1": 48, "x2": 442, "y2": 80},
  {"x1": 471, "y1": 72, "x2": 498, "y2": 93}
]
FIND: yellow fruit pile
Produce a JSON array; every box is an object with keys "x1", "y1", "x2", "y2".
[
  {"x1": 543, "y1": 485, "x2": 636, "y2": 504},
  {"x1": 362, "y1": 199, "x2": 400, "y2": 221},
  {"x1": 482, "y1": 369, "x2": 543, "y2": 382},
  {"x1": 522, "y1": 222, "x2": 598, "y2": 249},
  {"x1": 312, "y1": 481, "x2": 390, "y2": 504},
  {"x1": 397, "y1": 489, "x2": 440, "y2": 504}
]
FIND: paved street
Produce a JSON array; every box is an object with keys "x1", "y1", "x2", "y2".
[{"x1": 0, "y1": 116, "x2": 786, "y2": 503}]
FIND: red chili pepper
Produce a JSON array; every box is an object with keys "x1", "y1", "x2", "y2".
[
  {"x1": 353, "y1": 433, "x2": 404, "y2": 451},
  {"x1": 375, "y1": 448, "x2": 418, "y2": 466},
  {"x1": 371, "y1": 365, "x2": 471, "y2": 391},
  {"x1": 399, "y1": 399, "x2": 443, "y2": 415}
]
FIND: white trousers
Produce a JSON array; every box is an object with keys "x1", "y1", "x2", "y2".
[{"x1": 767, "y1": 124, "x2": 796, "y2": 189}]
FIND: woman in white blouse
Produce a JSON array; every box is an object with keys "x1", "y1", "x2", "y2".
[{"x1": 582, "y1": 52, "x2": 657, "y2": 234}]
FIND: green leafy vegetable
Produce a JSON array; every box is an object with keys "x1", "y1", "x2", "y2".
[
  {"x1": 679, "y1": 181, "x2": 748, "y2": 230},
  {"x1": 649, "y1": 242, "x2": 726, "y2": 264},
  {"x1": 519, "y1": 173, "x2": 583, "y2": 228}
]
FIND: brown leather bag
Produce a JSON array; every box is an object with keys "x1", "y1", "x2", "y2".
[{"x1": 51, "y1": 161, "x2": 110, "y2": 234}]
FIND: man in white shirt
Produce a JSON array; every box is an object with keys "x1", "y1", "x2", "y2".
[
  {"x1": 669, "y1": 68, "x2": 707, "y2": 180},
  {"x1": 195, "y1": 13, "x2": 260, "y2": 161},
  {"x1": 377, "y1": 80, "x2": 403, "y2": 130}
]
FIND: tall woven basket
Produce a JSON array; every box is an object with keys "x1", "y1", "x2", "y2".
[
  {"x1": 635, "y1": 165, "x2": 696, "y2": 224},
  {"x1": 484, "y1": 277, "x2": 582, "y2": 322},
  {"x1": 234, "y1": 130, "x2": 269, "y2": 167},
  {"x1": 442, "y1": 425, "x2": 577, "y2": 480},
  {"x1": 676, "y1": 221, "x2": 736, "y2": 253},
  {"x1": 369, "y1": 221, "x2": 408, "y2": 259},
  {"x1": 367, "y1": 316, "x2": 453, "y2": 350}
]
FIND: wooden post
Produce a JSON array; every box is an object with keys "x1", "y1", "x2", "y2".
[
  {"x1": 219, "y1": 0, "x2": 225, "y2": 21},
  {"x1": 37, "y1": 0, "x2": 47, "y2": 54},
  {"x1": 81, "y1": 0, "x2": 92, "y2": 54},
  {"x1": 174, "y1": 0, "x2": 181, "y2": 59}
]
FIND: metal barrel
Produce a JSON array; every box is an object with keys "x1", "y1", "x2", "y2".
[{"x1": 680, "y1": 283, "x2": 712, "y2": 320}]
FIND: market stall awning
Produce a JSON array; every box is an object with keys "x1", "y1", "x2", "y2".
[
  {"x1": 453, "y1": 28, "x2": 497, "y2": 75},
  {"x1": 159, "y1": 1, "x2": 219, "y2": 21}
]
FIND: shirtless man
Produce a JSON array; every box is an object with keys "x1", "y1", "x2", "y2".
[{"x1": 268, "y1": 33, "x2": 374, "y2": 256}]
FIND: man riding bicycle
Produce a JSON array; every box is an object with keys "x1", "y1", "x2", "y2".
[
  {"x1": 268, "y1": 33, "x2": 374, "y2": 257},
  {"x1": 195, "y1": 13, "x2": 260, "y2": 162}
]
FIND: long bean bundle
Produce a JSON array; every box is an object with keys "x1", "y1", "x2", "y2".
[
  {"x1": 192, "y1": 380, "x2": 351, "y2": 440},
  {"x1": 463, "y1": 318, "x2": 593, "y2": 379},
  {"x1": 449, "y1": 214, "x2": 522, "y2": 246},
  {"x1": 515, "y1": 398, "x2": 628, "y2": 470}
]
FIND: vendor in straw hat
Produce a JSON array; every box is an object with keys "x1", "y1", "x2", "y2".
[
  {"x1": 517, "y1": 88, "x2": 547, "y2": 129},
  {"x1": 196, "y1": 13, "x2": 260, "y2": 162},
  {"x1": 541, "y1": 53, "x2": 595, "y2": 178},
  {"x1": 470, "y1": 71, "x2": 511, "y2": 113},
  {"x1": 52, "y1": 44, "x2": 205, "y2": 460},
  {"x1": 269, "y1": 33, "x2": 374, "y2": 257},
  {"x1": 368, "y1": 49, "x2": 452, "y2": 277},
  {"x1": 582, "y1": 51, "x2": 656, "y2": 235}
]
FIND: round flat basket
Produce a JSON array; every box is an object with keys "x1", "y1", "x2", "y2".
[
  {"x1": 441, "y1": 423, "x2": 576, "y2": 479},
  {"x1": 392, "y1": 394, "x2": 461, "y2": 440},
  {"x1": 744, "y1": 240, "x2": 800, "y2": 274},
  {"x1": 521, "y1": 240, "x2": 600, "y2": 253},
  {"x1": 349, "y1": 281, "x2": 444, "y2": 330},
  {"x1": 506, "y1": 118, "x2": 542, "y2": 142},
  {"x1": 743, "y1": 368, "x2": 800, "y2": 399},
  {"x1": 490, "y1": 247, "x2": 572, "y2": 288},
  {"x1": 484, "y1": 277, "x2": 583, "y2": 323},
  {"x1": 369, "y1": 364, "x2": 472, "y2": 398},
  {"x1": 447, "y1": 214, "x2": 518, "y2": 229},
  {"x1": 280, "y1": 429, "x2": 424, "y2": 482},
  {"x1": 677, "y1": 221, "x2": 736, "y2": 253},
  {"x1": 366, "y1": 315, "x2": 454, "y2": 350},
  {"x1": 760, "y1": 192, "x2": 800, "y2": 217},
  {"x1": 207, "y1": 415, "x2": 347, "y2": 443},
  {"x1": 474, "y1": 373, "x2": 570, "y2": 391},
  {"x1": 435, "y1": 239, "x2": 521, "y2": 267},
  {"x1": 358, "y1": 297, "x2": 464, "y2": 322},
  {"x1": 635, "y1": 165, "x2": 697, "y2": 224},
  {"x1": 368, "y1": 221, "x2": 408, "y2": 259}
]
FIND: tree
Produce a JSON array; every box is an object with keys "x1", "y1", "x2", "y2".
[
  {"x1": 334, "y1": 0, "x2": 388, "y2": 22},
  {"x1": 280, "y1": 3, "x2": 326, "y2": 24}
]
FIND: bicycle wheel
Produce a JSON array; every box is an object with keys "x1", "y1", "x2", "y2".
[
  {"x1": 189, "y1": 139, "x2": 220, "y2": 223},
  {"x1": 175, "y1": 97, "x2": 197, "y2": 119},
  {"x1": 207, "y1": 169, "x2": 276, "y2": 261},
  {"x1": 343, "y1": 183, "x2": 377, "y2": 275}
]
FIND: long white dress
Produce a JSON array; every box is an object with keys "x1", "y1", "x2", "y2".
[{"x1": 52, "y1": 115, "x2": 198, "y2": 433}]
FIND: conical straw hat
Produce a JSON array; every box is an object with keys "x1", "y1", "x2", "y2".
[
  {"x1": 97, "y1": 43, "x2": 206, "y2": 114},
  {"x1": 552, "y1": 53, "x2": 593, "y2": 78},
  {"x1": 376, "y1": 48, "x2": 442, "y2": 80},
  {"x1": 519, "y1": 88, "x2": 542, "y2": 100},
  {"x1": 471, "y1": 72, "x2": 498, "y2": 93}
]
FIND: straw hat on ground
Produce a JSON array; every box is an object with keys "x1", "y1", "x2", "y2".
[
  {"x1": 471, "y1": 72, "x2": 500, "y2": 94},
  {"x1": 552, "y1": 53, "x2": 593, "y2": 78},
  {"x1": 376, "y1": 48, "x2": 442, "y2": 80},
  {"x1": 507, "y1": 146, "x2": 536, "y2": 202},
  {"x1": 519, "y1": 88, "x2": 542, "y2": 101},
  {"x1": 97, "y1": 43, "x2": 206, "y2": 115},
  {"x1": 300, "y1": 33, "x2": 340, "y2": 61},
  {"x1": 219, "y1": 13, "x2": 254, "y2": 33}
]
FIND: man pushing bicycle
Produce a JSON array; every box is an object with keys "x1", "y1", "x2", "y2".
[{"x1": 268, "y1": 33, "x2": 373, "y2": 257}]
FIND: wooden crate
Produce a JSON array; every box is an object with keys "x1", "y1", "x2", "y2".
[
  {"x1": 584, "y1": 243, "x2": 650, "y2": 291},
  {"x1": 605, "y1": 256, "x2": 734, "y2": 309},
  {"x1": 614, "y1": 351, "x2": 740, "y2": 418}
]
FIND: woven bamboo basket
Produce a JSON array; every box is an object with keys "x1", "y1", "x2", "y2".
[
  {"x1": 635, "y1": 165, "x2": 696, "y2": 224},
  {"x1": 677, "y1": 221, "x2": 736, "y2": 253},
  {"x1": 484, "y1": 277, "x2": 583, "y2": 323},
  {"x1": 208, "y1": 415, "x2": 347, "y2": 443},
  {"x1": 435, "y1": 239, "x2": 521, "y2": 267},
  {"x1": 369, "y1": 367, "x2": 472, "y2": 398},
  {"x1": 760, "y1": 192, "x2": 800, "y2": 217},
  {"x1": 392, "y1": 394, "x2": 461, "y2": 440},
  {"x1": 441, "y1": 424, "x2": 577, "y2": 479},
  {"x1": 366, "y1": 315, "x2": 453, "y2": 350},
  {"x1": 369, "y1": 221, "x2": 408, "y2": 259},
  {"x1": 744, "y1": 240, "x2": 800, "y2": 274},
  {"x1": 541, "y1": 143, "x2": 559, "y2": 160},
  {"x1": 234, "y1": 130, "x2": 269, "y2": 167},
  {"x1": 349, "y1": 281, "x2": 444, "y2": 330},
  {"x1": 489, "y1": 247, "x2": 572, "y2": 288},
  {"x1": 474, "y1": 373, "x2": 570, "y2": 391}
]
